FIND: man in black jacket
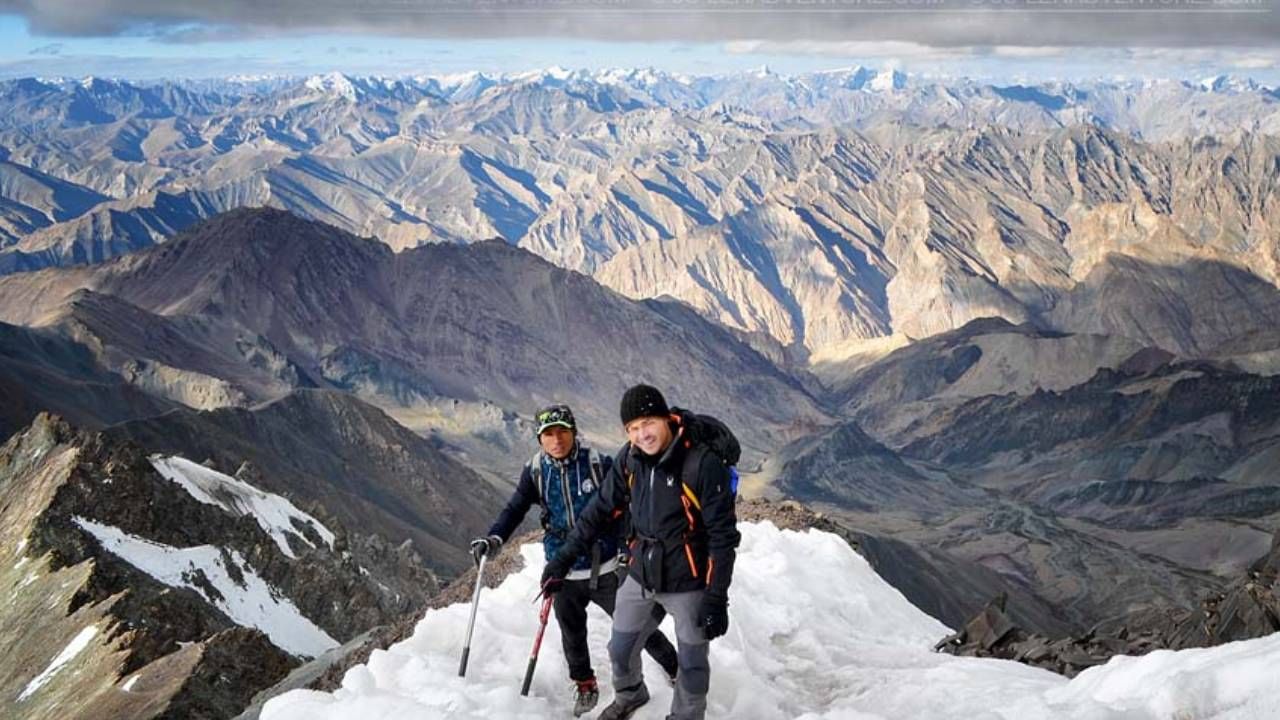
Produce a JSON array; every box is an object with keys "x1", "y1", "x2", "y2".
[{"x1": 542, "y1": 385, "x2": 741, "y2": 720}]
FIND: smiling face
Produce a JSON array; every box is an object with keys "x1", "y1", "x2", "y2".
[
  {"x1": 538, "y1": 426, "x2": 575, "y2": 460},
  {"x1": 624, "y1": 415, "x2": 674, "y2": 457}
]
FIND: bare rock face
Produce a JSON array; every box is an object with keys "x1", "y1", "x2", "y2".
[
  {"x1": 0, "y1": 414, "x2": 429, "y2": 719},
  {"x1": 767, "y1": 419, "x2": 982, "y2": 517},
  {"x1": 937, "y1": 529, "x2": 1280, "y2": 677},
  {"x1": 0, "y1": 319, "x2": 177, "y2": 440},
  {"x1": 2, "y1": 75, "x2": 1277, "y2": 362},
  {"x1": 933, "y1": 594, "x2": 1129, "y2": 677},
  {"x1": 0, "y1": 208, "x2": 830, "y2": 467},
  {"x1": 832, "y1": 318, "x2": 1146, "y2": 433},
  {"x1": 1142, "y1": 529, "x2": 1280, "y2": 648},
  {"x1": 778, "y1": 328, "x2": 1280, "y2": 633}
]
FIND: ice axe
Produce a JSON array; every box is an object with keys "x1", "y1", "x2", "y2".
[
  {"x1": 458, "y1": 553, "x2": 489, "y2": 677},
  {"x1": 520, "y1": 588, "x2": 555, "y2": 696}
]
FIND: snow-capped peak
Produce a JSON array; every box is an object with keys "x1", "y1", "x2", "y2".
[
  {"x1": 77, "y1": 75, "x2": 125, "y2": 92},
  {"x1": 597, "y1": 67, "x2": 666, "y2": 88},
  {"x1": 1198, "y1": 74, "x2": 1259, "y2": 93},
  {"x1": 870, "y1": 67, "x2": 908, "y2": 92},
  {"x1": 422, "y1": 70, "x2": 484, "y2": 87},
  {"x1": 304, "y1": 71, "x2": 362, "y2": 101},
  {"x1": 831, "y1": 65, "x2": 876, "y2": 89},
  {"x1": 510, "y1": 66, "x2": 579, "y2": 86}
]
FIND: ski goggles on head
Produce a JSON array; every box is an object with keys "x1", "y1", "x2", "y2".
[{"x1": 535, "y1": 404, "x2": 576, "y2": 436}]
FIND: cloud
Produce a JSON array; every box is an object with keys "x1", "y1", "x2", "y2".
[
  {"x1": 1123, "y1": 46, "x2": 1280, "y2": 70},
  {"x1": 150, "y1": 23, "x2": 262, "y2": 44},
  {"x1": 992, "y1": 46, "x2": 1067, "y2": 58},
  {"x1": 28, "y1": 43, "x2": 65, "y2": 56},
  {"x1": 724, "y1": 41, "x2": 1072, "y2": 61},
  {"x1": 0, "y1": 52, "x2": 294, "y2": 79},
  {"x1": 723, "y1": 40, "x2": 982, "y2": 61},
  {"x1": 0, "y1": 0, "x2": 1276, "y2": 49},
  {"x1": 1232, "y1": 56, "x2": 1277, "y2": 69}
]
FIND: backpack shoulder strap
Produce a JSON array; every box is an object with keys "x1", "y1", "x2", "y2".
[
  {"x1": 587, "y1": 447, "x2": 603, "y2": 487},
  {"x1": 679, "y1": 445, "x2": 710, "y2": 512},
  {"x1": 529, "y1": 451, "x2": 547, "y2": 508},
  {"x1": 620, "y1": 443, "x2": 634, "y2": 491}
]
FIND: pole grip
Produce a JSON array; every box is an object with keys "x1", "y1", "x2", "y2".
[{"x1": 520, "y1": 657, "x2": 538, "y2": 696}]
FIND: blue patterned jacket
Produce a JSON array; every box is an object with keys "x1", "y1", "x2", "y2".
[{"x1": 487, "y1": 442, "x2": 621, "y2": 573}]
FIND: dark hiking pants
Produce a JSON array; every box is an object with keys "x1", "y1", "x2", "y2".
[{"x1": 554, "y1": 570, "x2": 679, "y2": 682}]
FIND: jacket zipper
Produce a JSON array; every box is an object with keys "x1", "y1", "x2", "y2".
[
  {"x1": 647, "y1": 466, "x2": 656, "y2": 538},
  {"x1": 560, "y1": 456, "x2": 575, "y2": 530}
]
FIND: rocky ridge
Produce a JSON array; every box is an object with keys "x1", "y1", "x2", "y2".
[{"x1": 0, "y1": 414, "x2": 434, "y2": 719}]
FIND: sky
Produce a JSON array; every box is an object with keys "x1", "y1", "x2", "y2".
[{"x1": 0, "y1": 1, "x2": 1277, "y2": 84}]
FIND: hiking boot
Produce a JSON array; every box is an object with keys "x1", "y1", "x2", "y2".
[
  {"x1": 573, "y1": 678, "x2": 599, "y2": 717},
  {"x1": 596, "y1": 684, "x2": 650, "y2": 720}
]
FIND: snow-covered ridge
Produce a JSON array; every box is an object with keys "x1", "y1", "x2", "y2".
[
  {"x1": 149, "y1": 455, "x2": 334, "y2": 559},
  {"x1": 261, "y1": 522, "x2": 1280, "y2": 719},
  {"x1": 74, "y1": 517, "x2": 337, "y2": 658}
]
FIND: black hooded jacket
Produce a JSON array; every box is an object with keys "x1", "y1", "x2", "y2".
[{"x1": 555, "y1": 426, "x2": 740, "y2": 598}]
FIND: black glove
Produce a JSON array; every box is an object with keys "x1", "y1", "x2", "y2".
[
  {"x1": 540, "y1": 553, "x2": 573, "y2": 595},
  {"x1": 699, "y1": 593, "x2": 729, "y2": 640},
  {"x1": 469, "y1": 535, "x2": 502, "y2": 565}
]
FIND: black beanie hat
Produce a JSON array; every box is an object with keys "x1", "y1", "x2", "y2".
[{"x1": 620, "y1": 384, "x2": 670, "y2": 426}]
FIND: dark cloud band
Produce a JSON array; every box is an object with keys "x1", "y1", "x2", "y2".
[{"x1": 1, "y1": 0, "x2": 1276, "y2": 46}]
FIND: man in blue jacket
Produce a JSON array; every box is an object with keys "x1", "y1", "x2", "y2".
[{"x1": 470, "y1": 403, "x2": 678, "y2": 717}]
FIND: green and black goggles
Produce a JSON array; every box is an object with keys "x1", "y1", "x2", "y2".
[{"x1": 535, "y1": 404, "x2": 576, "y2": 435}]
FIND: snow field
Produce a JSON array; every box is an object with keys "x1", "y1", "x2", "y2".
[{"x1": 261, "y1": 522, "x2": 1280, "y2": 719}]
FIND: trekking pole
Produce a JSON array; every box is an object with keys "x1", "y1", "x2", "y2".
[
  {"x1": 458, "y1": 553, "x2": 489, "y2": 677},
  {"x1": 520, "y1": 592, "x2": 555, "y2": 696}
]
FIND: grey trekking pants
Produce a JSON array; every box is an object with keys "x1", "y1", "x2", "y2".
[{"x1": 609, "y1": 575, "x2": 710, "y2": 720}]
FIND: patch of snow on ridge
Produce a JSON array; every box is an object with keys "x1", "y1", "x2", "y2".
[
  {"x1": 149, "y1": 455, "x2": 334, "y2": 559},
  {"x1": 19, "y1": 625, "x2": 99, "y2": 701},
  {"x1": 74, "y1": 517, "x2": 337, "y2": 657}
]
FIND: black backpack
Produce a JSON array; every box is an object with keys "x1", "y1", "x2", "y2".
[{"x1": 671, "y1": 408, "x2": 741, "y2": 502}]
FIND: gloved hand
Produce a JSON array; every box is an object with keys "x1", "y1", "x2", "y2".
[
  {"x1": 699, "y1": 593, "x2": 729, "y2": 640},
  {"x1": 469, "y1": 535, "x2": 502, "y2": 565},
  {"x1": 540, "y1": 554, "x2": 573, "y2": 596}
]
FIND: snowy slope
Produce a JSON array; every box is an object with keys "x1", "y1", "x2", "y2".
[
  {"x1": 150, "y1": 455, "x2": 335, "y2": 559},
  {"x1": 74, "y1": 517, "x2": 338, "y2": 658},
  {"x1": 261, "y1": 522, "x2": 1280, "y2": 719}
]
